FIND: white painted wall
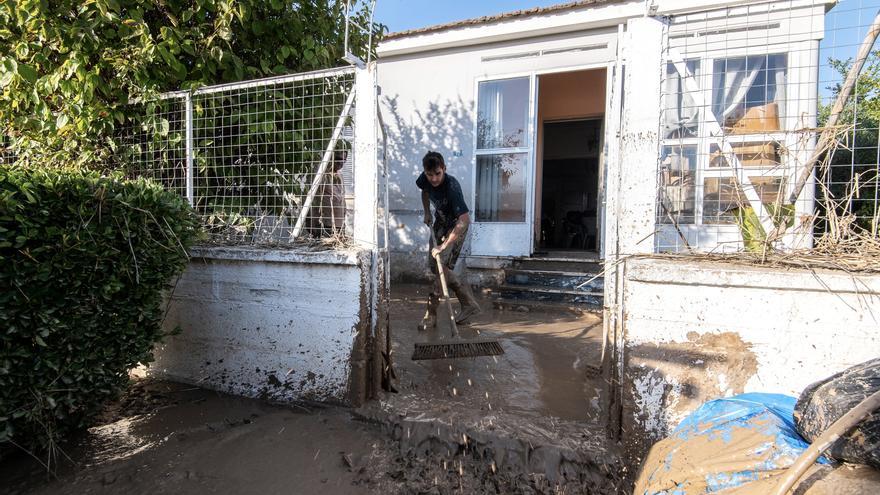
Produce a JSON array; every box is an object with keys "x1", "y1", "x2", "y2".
[
  {"x1": 150, "y1": 247, "x2": 371, "y2": 405},
  {"x1": 378, "y1": 0, "x2": 831, "y2": 280},
  {"x1": 379, "y1": 27, "x2": 617, "y2": 278},
  {"x1": 617, "y1": 257, "x2": 880, "y2": 454},
  {"x1": 377, "y1": 0, "x2": 825, "y2": 58},
  {"x1": 605, "y1": 16, "x2": 664, "y2": 260}
]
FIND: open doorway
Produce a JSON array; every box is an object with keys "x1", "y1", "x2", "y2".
[
  {"x1": 535, "y1": 69, "x2": 606, "y2": 254},
  {"x1": 540, "y1": 119, "x2": 602, "y2": 251}
]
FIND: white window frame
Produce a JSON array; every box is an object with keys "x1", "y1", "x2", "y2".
[
  {"x1": 472, "y1": 74, "x2": 535, "y2": 225},
  {"x1": 660, "y1": 46, "x2": 797, "y2": 236}
]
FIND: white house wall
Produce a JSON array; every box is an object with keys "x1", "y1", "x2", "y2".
[
  {"x1": 617, "y1": 257, "x2": 880, "y2": 461},
  {"x1": 150, "y1": 247, "x2": 372, "y2": 405},
  {"x1": 379, "y1": 29, "x2": 617, "y2": 279}
]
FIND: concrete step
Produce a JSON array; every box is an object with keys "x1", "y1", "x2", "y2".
[
  {"x1": 490, "y1": 296, "x2": 602, "y2": 314},
  {"x1": 492, "y1": 284, "x2": 604, "y2": 308},
  {"x1": 504, "y1": 269, "x2": 604, "y2": 292},
  {"x1": 512, "y1": 256, "x2": 603, "y2": 273}
]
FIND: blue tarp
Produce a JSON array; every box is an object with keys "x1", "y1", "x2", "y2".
[{"x1": 636, "y1": 393, "x2": 828, "y2": 494}]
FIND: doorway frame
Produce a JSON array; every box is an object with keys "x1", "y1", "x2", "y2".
[
  {"x1": 469, "y1": 61, "x2": 615, "y2": 258},
  {"x1": 533, "y1": 64, "x2": 611, "y2": 256},
  {"x1": 538, "y1": 115, "x2": 606, "y2": 253}
]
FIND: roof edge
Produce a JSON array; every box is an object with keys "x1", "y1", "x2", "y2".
[{"x1": 383, "y1": 0, "x2": 623, "y2": 41}]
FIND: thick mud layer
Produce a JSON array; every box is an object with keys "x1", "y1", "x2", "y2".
[
  {"x1": 2, "y1": 285, "x2": 619, "y2": 494},
  {"x1": 2, "y1": 380, "x2": 621, "y2": 495},
  {"x1": 358, "y1": 398, "x2": 622, "y2": 494},
  {"x1": 2, "y1": 380, "x2": 392, "y2": 495},
  {"x1": 368, "y1": 283, "x2": 621, "y2": 493}
]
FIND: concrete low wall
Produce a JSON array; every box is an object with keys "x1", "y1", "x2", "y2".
[
  {"x1": 150, "y1": 246, "x2": 375, "y2": 406},
  {"x1": 614, "y1": 257, "x2": 880, "y2": 460}
]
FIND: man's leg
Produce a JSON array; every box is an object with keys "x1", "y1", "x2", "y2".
[
  {"x1": 418, "y1": 227, "x2": 441, "y2": 332},
  {"x1": 444, "y1": 268, "x2": 481, "y2": 324},
  {"x1": 440, "y1": 230, "x2": 482, "y2": 324}
]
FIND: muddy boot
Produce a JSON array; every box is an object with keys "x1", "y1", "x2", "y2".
[
  {"x1": 448, "y1": 275, "x2": 482, "y2": 324},
  {"x1": 417, "y1": 292, "x2": 439, "y2": 332}
]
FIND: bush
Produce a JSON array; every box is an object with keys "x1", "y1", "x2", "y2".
[{"x1": 0, "y1": 165, "x2": 200, "y2": 454}]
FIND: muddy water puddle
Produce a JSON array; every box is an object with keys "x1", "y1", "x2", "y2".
[
  {"x1": 2, "y1": 381, "x2": 389, "y2": 495},
  {"x1": 390, "y1": 283, "x2": 606, "y2": 423}
]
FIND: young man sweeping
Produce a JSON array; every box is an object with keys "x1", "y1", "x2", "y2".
[{"x1": 416, "y1": 151, "x2": 481, "y2": 331}]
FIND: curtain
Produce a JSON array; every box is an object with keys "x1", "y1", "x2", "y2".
[
  {"x1": 477, "y1": 82, "x2": 504, "y2": 149},
  {"x1": 715, "y1": 57, "x2": 764, "y2": 122},
  {"x1": 663, "y1": 62, "x2": 700, "y2": 139},
  {"x1": 773, "y1": 62, "x2": 787, "y2": 127},
  {"x1": 476, "y1": 155, "x2": 501, "y2": 221},
  {"x1": 476, "y1": 82, "x2": 504, "y2": 221}
]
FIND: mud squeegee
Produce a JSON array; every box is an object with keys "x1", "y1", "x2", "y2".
[{"x1": 411, "y1": 231, "x2": 504, "y2": 361}]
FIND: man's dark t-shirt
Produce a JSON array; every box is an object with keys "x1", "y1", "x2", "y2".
[{"x1": 416, "y1": 172, "x2": 469, "y2": 232}]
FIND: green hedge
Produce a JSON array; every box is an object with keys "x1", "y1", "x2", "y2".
[{"x1": 0, "y1": 166, "x2": 200, "y2": 452}]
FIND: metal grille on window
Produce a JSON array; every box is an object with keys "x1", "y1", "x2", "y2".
[{"x1": 656, "y1": 0, "x2": 880, "y2": 256}]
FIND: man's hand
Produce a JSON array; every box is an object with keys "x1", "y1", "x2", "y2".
[
  {"x1": 431, "y1": 244, "x2": 446, "y2": 260},
  {"x1": 423, "y1": 212, "x2": 432, "y2": 226}
]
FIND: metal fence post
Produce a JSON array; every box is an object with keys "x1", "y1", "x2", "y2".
[
  {"x1": 184, "y1": 92, "x2": 194, "y2": 206},
  {"x1": 353, "y1": 63, "x2": 379, "y2": 248}
]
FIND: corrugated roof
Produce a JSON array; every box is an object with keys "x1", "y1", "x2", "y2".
[{"x1": 383, "y1": 0, "x2": 626, "y2": 41}]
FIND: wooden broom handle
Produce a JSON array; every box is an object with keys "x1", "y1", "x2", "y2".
[{"x1": 431, "y1": 229, "x2": 459, "y2": 338}]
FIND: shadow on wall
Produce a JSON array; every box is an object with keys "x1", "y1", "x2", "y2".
[{"x1": 381, "y1": 95, "x2": 475, "y2": 279}]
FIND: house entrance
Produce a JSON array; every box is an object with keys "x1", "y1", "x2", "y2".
[{"x1": 535, "y1": 69, "x2": 606, "y2": 253}]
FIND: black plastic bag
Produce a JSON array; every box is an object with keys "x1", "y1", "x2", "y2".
[{"x1": 794, "y1": 358, "x2": 880, "y2": 468}]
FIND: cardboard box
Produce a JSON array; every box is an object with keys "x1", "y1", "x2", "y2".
[
  {"x1": 724, "y1": 103, "x2": 780, "y2": 134},
  {"x1": 710, "y1": 142, "x2": 779, "y2": 167},
  {"x1": 732, "y1": 142, "x2": 779, "y2": 166}
]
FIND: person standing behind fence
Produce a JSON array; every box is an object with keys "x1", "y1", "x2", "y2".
[
  {"x1": 312, "y1": 150, "x2": 347, "y2": 237},
  {"x1": 416, "y1": 151, "x2": 481, "y2": 331}
]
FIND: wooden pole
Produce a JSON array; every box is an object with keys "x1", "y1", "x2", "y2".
[
  {"x1": 788, "y1": 12, "x2": 880, "y2": 205},
  {"x1": 771, "y1": 389, "x2": 880, "y2": 495}
]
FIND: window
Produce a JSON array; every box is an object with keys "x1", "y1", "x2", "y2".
[
  {"x1": 475, "y1": 77, "x2": 530, "y2": 222},
  {"x1": 475, "y1": 154, "x2": 528, "y2": 222},
  {"x1": 662, "y1": 60, "x2": 700, "y2": 139},
  {"x1": 659, "y1": 145, "x2": 697, "y2": 224},
  {"x1": 712, "y1": 54, "x2": 786, "y2": 134},
  {"x1": 659, "y1": 53, "x2": 790, "y2": 232}
]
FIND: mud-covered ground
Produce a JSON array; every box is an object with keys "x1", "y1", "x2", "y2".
[
  {"x1": 2, "y1": 283, "x2": 619, "y2": 494},
  {"x1": 390, "y1": 282, "x2": 606, "y2": 423},
  {"x1": 1, "y1": 380, "x2": 619, "y2": 495}
]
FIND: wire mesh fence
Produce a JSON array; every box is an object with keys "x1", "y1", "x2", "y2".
[
  {"x1": 115, "y1": 67, "x2": 357, "y2": 245},
  {"x1": 0, "y1": 137, "x2": 16, "y2": 166},
  {"x1": 656, "y1": 0, "x2": 880, "y2": 264}
]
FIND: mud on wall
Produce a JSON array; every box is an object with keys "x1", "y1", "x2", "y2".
[
  {"x1": 611, "y1": 257, "x2": 880, "y2": 463},
  {"x1": 150, "y1": 246, "x2": 380, "y2": 406}
]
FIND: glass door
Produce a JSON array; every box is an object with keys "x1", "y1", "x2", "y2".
[{"x1": 470, "y1": 75, "x2": 534, "y2": 256}]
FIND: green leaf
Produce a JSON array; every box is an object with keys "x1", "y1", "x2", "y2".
[{"x1": 17, "y1": 64, "x2": 38, "y2": 83}]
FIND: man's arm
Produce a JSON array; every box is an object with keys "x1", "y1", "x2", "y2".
[
  {"x1": 421, "y1": 190, "x2": 432, "y2": 225},
  {"x1": 433, "y1": 212, "x2": 470, "y2": 257}
]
